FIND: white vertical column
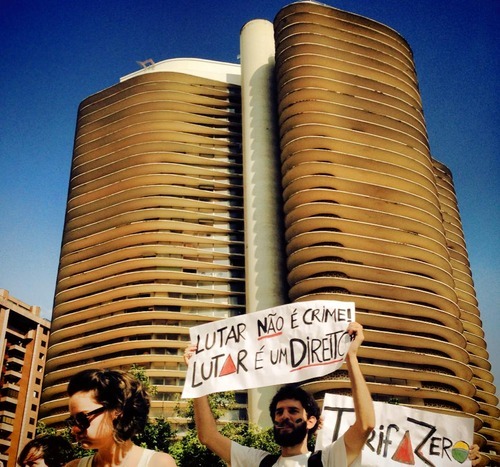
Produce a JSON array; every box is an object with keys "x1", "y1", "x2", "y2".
[{"x1": 240, "y1": 19, "x2": 286, "y2": 426}]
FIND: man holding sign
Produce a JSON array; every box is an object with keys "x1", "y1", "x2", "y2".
[{"x1": 183, "y1": 321, "x2": 375, "y2": 466}]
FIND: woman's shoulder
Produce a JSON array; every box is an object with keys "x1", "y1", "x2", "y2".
[
  {"x1": 148, "y1": 450, "x2": 177, "y2": 466},
  {"x1": 65, "y1": 457, "x2": 93, "y2": 467}
]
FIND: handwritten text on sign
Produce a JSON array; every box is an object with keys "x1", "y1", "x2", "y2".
[
  {"x1": 182, "y1": 301, "x2": 355, "y2": 398},
  {"x1": 316, "y1": 394, "x2": 474, "y2": 467}
]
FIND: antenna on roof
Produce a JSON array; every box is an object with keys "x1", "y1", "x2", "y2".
[{"x1": 137, "y1": 58, "x2": 155, "y2": 69}]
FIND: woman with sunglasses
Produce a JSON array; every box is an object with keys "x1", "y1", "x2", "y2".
[{"x1": 64, "y1": 369, "x2": 176, "y2": 467}]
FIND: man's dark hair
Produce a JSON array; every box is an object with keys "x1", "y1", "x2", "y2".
[{"x1": 269, "y1": 385, "x2": 321, "y2": 436}]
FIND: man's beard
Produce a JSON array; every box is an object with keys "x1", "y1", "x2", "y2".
[{"x1": 273, "y1": 419, "x2": 308, "y2": 447}]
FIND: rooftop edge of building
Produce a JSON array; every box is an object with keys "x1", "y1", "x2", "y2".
[{"x1": 120, "y1": 57, "x2": 241, "y2": 86}]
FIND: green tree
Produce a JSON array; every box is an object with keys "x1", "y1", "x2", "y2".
[
  {"x1": 129, "y1": 364, "x2": 158, "y2": 396},
  {"x1": 170, "y1": 391, "x2": 284, "y2": 465},
  {"x1": 169, "y1": 420, "x2": 281, "y2": 466},
  {"x1": 176, "y1": 391, "x2": 235, "y2": 427},
  {"x1": 221, "y1": 422, "x2": 280, "y2": 454},
  {"x1": 134, "y1": 416, "x2": 176, "y2": 452},
  {"x1": 35, "y1": 421, "x2": 57, "y2": 437},
  {"x1": 170, "y1": 391, "x2": 237, "y2": 465},
  {"x1": 128, "y1": 365, "x2": 178, "y2": 453},
  {"x1": 35, "y1": 422, "x2": 93, "y2": 458},
  {"x1": 169, "y1": 428, "x2": 225, "y2": 467}
]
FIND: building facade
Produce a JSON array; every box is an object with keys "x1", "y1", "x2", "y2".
[
  {"x1": 0, "y1": 289, "x2": 50, "y2": 467},
  {"x1": 271, "y1": 4, "x2": 499, "y2": 463},
  {"x1": 39, "y1": 2, "x2": 498, "y2": 463},
  {"x1": 40, "y1": 60, "x2": 248, "y2": 425}
]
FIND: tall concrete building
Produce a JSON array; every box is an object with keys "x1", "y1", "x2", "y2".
[
  {"x1": 0, "y1": 289, "x2": 50, "y2": 467},
  {"x1": 40, "y1": 2, "x2": 498, "y2": 463}
]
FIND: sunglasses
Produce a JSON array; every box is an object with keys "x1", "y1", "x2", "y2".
[{"x1": 66, "y1": 406, "x2": 106, "y2": 430}]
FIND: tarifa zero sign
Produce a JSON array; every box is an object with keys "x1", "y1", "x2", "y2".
[
  {"x1": 182, "y1": 300, "x2": 355, "y2": 398},
  {"x1": 316, "y1": 395, "x2": 475, "y2": 467}
]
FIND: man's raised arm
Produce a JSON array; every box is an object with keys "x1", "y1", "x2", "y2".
[
  {"x1": 342, "y1": 322, "x2": 376, "y2": 465},
  {"x1": 184, "y1": 346, "x2": 232, "y2": 464}
]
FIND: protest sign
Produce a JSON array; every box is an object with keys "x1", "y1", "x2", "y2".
[
  {"x1": 182, "y1": 300, "x2": 355, "y2": 398},
  {"x1": 316, "y1": 394, "x2": 475, "y2": 466}
]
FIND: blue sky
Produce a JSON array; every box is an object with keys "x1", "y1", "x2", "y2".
[{"x1": 1, "y1": 1, "x2": 498, "y2": 391}]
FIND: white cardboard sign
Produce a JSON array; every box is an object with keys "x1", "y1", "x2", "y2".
[
  {"x1": 182, "y1": 300, "x2": 355, "y2": 398},
  {"x1": 316, "y1": 394, "x2": 474, "y2": 466}
]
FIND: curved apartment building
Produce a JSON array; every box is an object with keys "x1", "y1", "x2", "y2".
[
  {"x1": 39, "y1": 59, "x2": 246, "y2": 425},
  {"x1": 274, "y1": 2, "x2": 498, "y2": 462},
  {"x1": 40, "y1": 2, "x2": 498, "y2": 463}
]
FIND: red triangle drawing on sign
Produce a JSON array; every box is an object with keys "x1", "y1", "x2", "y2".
[
  {"x1": 219, "y1": 355, "x2": 237, "y2": 376},
  {"x1": 392, "y1": 430, "x2": 415, "y2": 465}
]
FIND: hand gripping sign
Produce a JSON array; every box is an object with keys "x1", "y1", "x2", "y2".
[{"x1": 182, "y1": 300, "x2": 355, "y2": 398}]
